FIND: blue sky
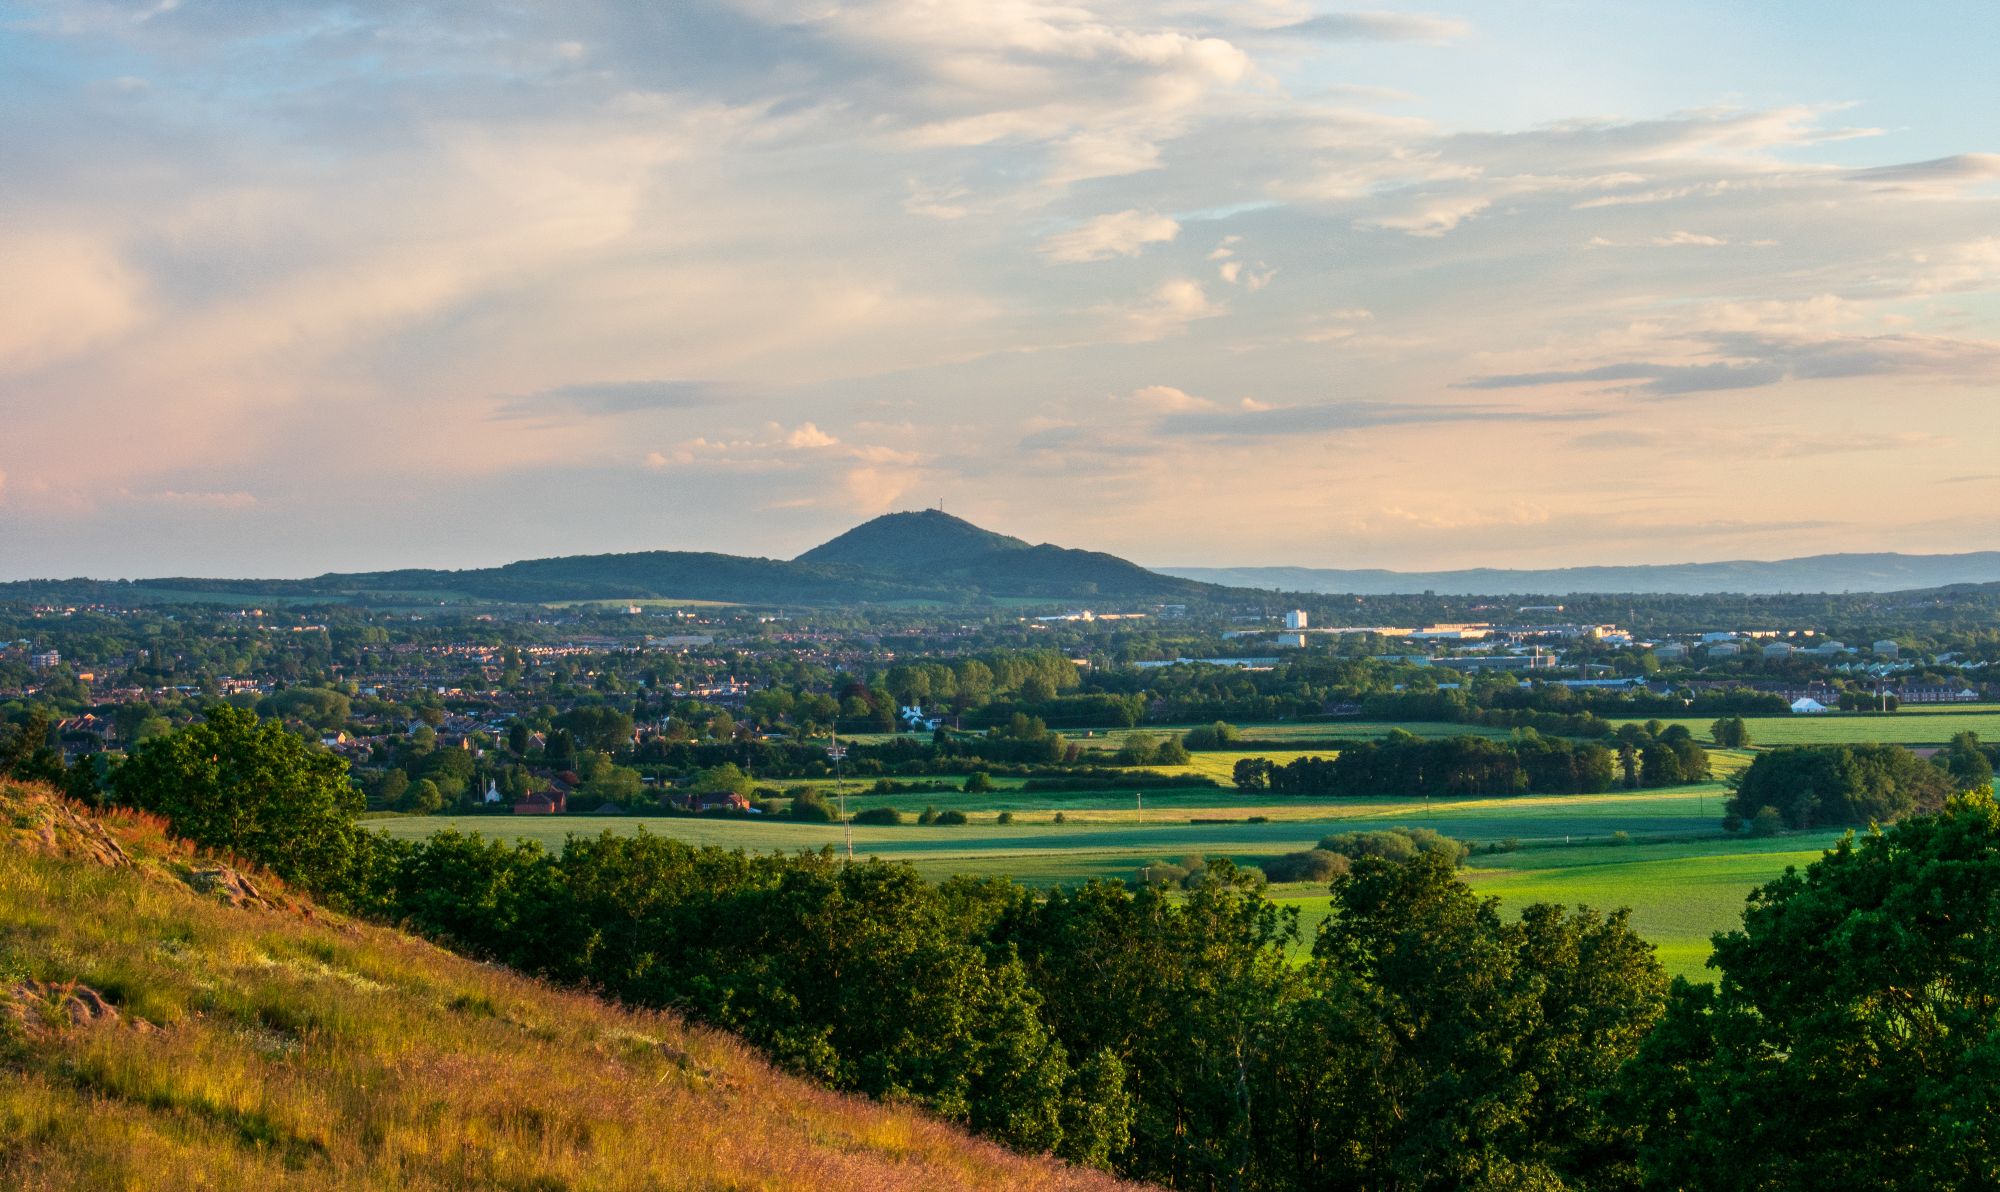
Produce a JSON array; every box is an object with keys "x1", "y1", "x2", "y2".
[{"x1": 2, "y1": 1, "x2": 1998, "y2": 578}]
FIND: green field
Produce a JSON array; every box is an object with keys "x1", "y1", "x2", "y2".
[
  {"x1": 1607, "y1": 709, "x2": 2000, "y2": 747},
  {"x1": 376, "y1": 778, "x2": 1832, "y2": 981},
  {"x1": 373, "y1": 707, "x2": 1971, "y2": 986},
  {"x1": 1271, "y1": 834, "x2": 1838, "y2": 981}
]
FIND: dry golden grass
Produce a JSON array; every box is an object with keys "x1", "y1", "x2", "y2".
[{"x1": 0, "y1": 781, "x2": 1141, "y2": 1191}]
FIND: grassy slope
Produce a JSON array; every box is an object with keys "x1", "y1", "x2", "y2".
[{"x1": 0, "y1": 781, "x2": 1135, "y2": 1192}]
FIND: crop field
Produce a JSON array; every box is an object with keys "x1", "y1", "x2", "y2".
[
  {"x1": 1610, "y1": 710, "x2": 2000, "y2": 747},
  {"x1": 377, "y1": 790, "x2": 1834, "y2": 982},
  {"x1": 383, "y1": 780, "x2": 1737, "y2": 888},
  {"x1": 1066, "y1": 722, "x2": 1511, "y2": 752},
  {"x1": 1271, "y1": 834, "x2": 1841, "y2": 982}
]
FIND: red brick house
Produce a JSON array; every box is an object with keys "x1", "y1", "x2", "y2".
[{"x1": 513, "y1": 790, "x2": 567, "y2": 815}]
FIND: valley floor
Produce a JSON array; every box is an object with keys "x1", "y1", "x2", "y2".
[{"x1": 378, "y1": 782, "x2": 1838, "y2": 983}]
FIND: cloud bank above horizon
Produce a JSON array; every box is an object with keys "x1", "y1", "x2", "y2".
[{"x1": 2, "y1": 0, "x2": 1999, "y2": 579}]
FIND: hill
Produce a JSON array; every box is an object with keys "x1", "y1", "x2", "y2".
[
  {"x1": 1160, "y1": 550, "x2": 2000, "y2": 596},
  {"x1": 798, "y1": 509, "x2": 1031, "y2": 569},
  {"x1": 797, "y1": 511, "x2": 1210, "y2": 600},
  {"x1": 0, "y1": 781, "x2": 1133, "y2": 1191}
]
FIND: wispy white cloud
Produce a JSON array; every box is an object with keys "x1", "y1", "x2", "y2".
[
  {"x1": 5, "y1": 1, "x2": 2000, "y2": 574},
  {"x1": 1039, "y1": 210, "x2": 1181, "y2": 262}
]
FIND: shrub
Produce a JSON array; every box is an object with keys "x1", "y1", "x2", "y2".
[
  {"x1": 1749, "y1": 806, "x2": 1783, "y2": 837},
  {"x1": 1263, "y1": 848, "x2": 1352, "y2": 884},
  {"x1": 995, "y1": 811, "x2": 1015, "y2": 825},
  {"x1": 1053, "y1": 811, "x2": 1068, "y2": 824},
  {"x1": 1133, "y1": 861, "x2": 1190, "y2": 887},
  {"x1": 1181, "y1": 721, "x2": 1243, "y2": 750},
  {"x1": 963, "y1": 771, "x2": 996, "y2": 793},
  {"x1": 917, "y1": 806, "x2": 940, "y2": 825},
  {"x1": 1318, "y1": 828, "x2": 1469, "y2": 867},
  {"x1": 789, "y1": 796, "x2": 838, "y2": 823},
  {"x1": 851, "y1": 806, "x2": 903, "y2": 825},
  {"x1": 932, "y1": 809, "x2": 969, "y2": 826},
  {"x1": 1319, "y1": 830, "x2": 1416, "y2": 863}
]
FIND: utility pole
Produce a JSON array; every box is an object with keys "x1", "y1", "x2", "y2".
[{"x1": 829, "y1": 730, "x2": 852, "y2": 861}]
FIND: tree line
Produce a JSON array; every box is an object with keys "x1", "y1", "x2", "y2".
[{"x1": 1233, "y1": 726, "x2": 1709, "y2": 798}]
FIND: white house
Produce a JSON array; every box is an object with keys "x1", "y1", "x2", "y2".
[
  {"x1": 1790, "y1": 697, "x2": 1829, "y2": 715},
  {"x1": 483, "y1": 781, "x2": 503, "y2": 805},
  {"x1": 900, "y1": 705, "x2": 945, "y2": 731},
  {"x1": 1872, "y1": 639, "x2": 1900, "y2": 659},
  {"x1": 1284, "y1": 610, "x2": 1309, "y2": 630}
]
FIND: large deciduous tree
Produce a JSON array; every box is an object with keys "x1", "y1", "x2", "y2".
[
  {"x1": 111, "y1": 703, "x2": 364, "y2": 895},
  {"x1": 1618, "y1": 792, "x2": 2000, "y2": 1190}
]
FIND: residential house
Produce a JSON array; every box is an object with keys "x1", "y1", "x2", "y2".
[{"x1": 513, "y1": 790, "x2": 567, "y2": 815}]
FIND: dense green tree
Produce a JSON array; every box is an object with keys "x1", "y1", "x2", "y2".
[
  {"x1": 257, "y1": 685, "x2": 352, "y2": 732},
  {"x1": 1618, "y1": 793, "x2": 2000, "y2": 1190},
  {"x1": 1306, "y1": 853, "x2": 1666, "y2": 1189},
  {"x1": 1709, "y1": 716, "x2": 1752, "y2": 748},
  {"x1": 1726, "y1": 743, "x2": 1954, "y2": 828},
  {"x1": 690, "y1": 762, "x2": 754, "y2": 797},
  {"x1": 1232, "y1": 756, "x2": 1272, "y2": 792},
  {"x1": 403, "y1": 777, "x2": 444, "y2": 814},
  {"x1": 1182, "y1": 721, "x2": 1243, "y2": 750},
  {"x1": 553, "y1": 705, "x2": 636, "y2": 753},
  {"x1": 0, "y1": 709, "x2": 66, "y2": 786},
  {"x1": 110, "y1": 704, "x2": 364, "y2": 896},
  {"x1": 1941, "y1": 731, "x2": 1995, "y2": 792}
]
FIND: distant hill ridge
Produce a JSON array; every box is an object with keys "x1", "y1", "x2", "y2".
[
  {"x1": 1160, "y1": 551, "x2": 2000, "y2": 597},
  {"x1": 9, "y1": 511, "x2": 2000, "y2": 603},
  {"x1": 40, "y1": 510, "x2": 1217, "y2": 606}
]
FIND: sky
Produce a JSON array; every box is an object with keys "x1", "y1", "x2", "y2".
[{"x1": 3, "y1": 0, "x2": 1999, "y2": 580}]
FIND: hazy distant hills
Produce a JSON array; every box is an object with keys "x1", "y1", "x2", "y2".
[
  {"x1": 48, "y1": 511, "x2": 1218, "y2": 606},
  {"x1": 1159, "y1": 552, "x2": 2000, "y2": 597},
  {"x1": 17, "y1": 514, "x2": 2000, "y2": 606}
]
